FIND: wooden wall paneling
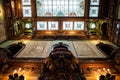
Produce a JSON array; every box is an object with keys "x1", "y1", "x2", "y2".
[
  {"x1": 3, "y1": 3, "x2": 11, "y2": 17},
  {"x1": 3, "y1": 0, "x2": 13, "y2": 39},
  {"x1": 118, "y1": 26, "x2": 120, "y2": 46},
  {"x1": 116, "y1": 0, "x2": 120, "y2": 19},
  {"x1": 18, "y1": 0, "x2": 22, "y2": 18},
  {"x1": 99, "y1": 0, "x2": 110, "y2": 18},
  {"x1": 116, "y1": 21, "x2": 120, "y2": 46},
  {"x1": 107, "y1": 21, "x2": 113, "y2": 41},
  {"x1": 31, "y1": 0, "x2": 36, "y2": 18},
  {"x1": 98, "y1": 0, "x2": 103, "y2": 18},
  {"x1": 84, "y1": 0, "x2": 90, "y2": 18},
  {"x1": 110, "y1": 20, "x2": 120, "y2": 46},
  {"x1": 0, "y1": 21, "x2": 7, "y2": 43},
  {"x1": 118, "y1": 35, "x2": 120, "y2": 46},
  {"x1": 14, "y1": 0, "x2": 22, "y2": 18}
]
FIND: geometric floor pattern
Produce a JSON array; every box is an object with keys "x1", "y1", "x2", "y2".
[{"x1": 0, "y1": 40, "x2": 116, "y2": 58}]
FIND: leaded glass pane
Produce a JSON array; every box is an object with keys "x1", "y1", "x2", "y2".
[
  {"x1": 36, "y1": 0, "x2": 85, "y2": 17},
  {"x1": 90, "y1": 0, "x2": 100, "y2": 5},
  {"x1": 22, "y1": 0, "x2": 31, "y2": 5},
  {"x1": 74, "y1": 21, "x2": 84, "y2": 30},
  {"x1": 48, "y1": 21, "x2": 58, "y2": 30},
  {"x1": 89, "y1": 7, "x2": 99, "y2": 17},
  {"x1": 63, "y1": 21, "x2": 73, "y2": 30},
  {"x1": 37, "y1": 21, "x2": 47, "y2": 30},
  {"x1": 22, "y1": 7, "x2": 32, "y2": 17}
]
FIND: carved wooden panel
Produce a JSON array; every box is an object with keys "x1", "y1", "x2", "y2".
[
  {"x1": 0, "y1": 21, "x2": 7, "y2": 43},
  {"x1": 109, "y1": 20, "x2": 120, "y2": 46}
]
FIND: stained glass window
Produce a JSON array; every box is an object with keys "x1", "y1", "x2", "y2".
[
  {"x1": 36, "y1": 0, "x2": 85, "y2": 17},
  {"x1": 22, "y1": 0, "x2": 32, "y2": 17},
  {"x1": 89, "y1": 0, "x2": 100, "y2": 17},
  {"x1": 22, "y1": 0, "x2": 31, "y2": 5},
  {"x1": 37, "y1": 21, "x2": 47, "y2": 30},
  {"x1": 23, "y1": 7, "x2": 32, "y2": 17},
  {"x1": 89, "y1": 7, "x2": 99, "y2": 17},
  {"x1": 63, "y1": 21, "x2": 73, "y2": 30},
  {"x1": 48, "y1": 21, "x2": 58, "y2": 30},
  {"x1": 74, "y1": 21, "x2": 84, "y2": 30}
]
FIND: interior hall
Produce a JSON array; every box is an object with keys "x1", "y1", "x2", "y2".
[{"x1": 0, "y1": 0, "x2": 120, "y2": 80}]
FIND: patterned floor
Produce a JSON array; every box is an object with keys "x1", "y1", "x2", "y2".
[{"x1": 0, "y1": 40, "x2": 117, "y2": 58}]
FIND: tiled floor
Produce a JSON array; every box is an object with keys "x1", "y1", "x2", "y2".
[
  {"x1": 0, "y1": 40, "x2": 120, "y2": 80},
  {"x1": 0, "y1": 40, "x2": 117, "y2": 58}
]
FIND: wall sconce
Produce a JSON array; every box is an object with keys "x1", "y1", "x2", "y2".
[
  {"x1": 11, "y1": 0, "x2": 15, "y2": 14},
  {"x1": 11, "y1": 1, "x2": 15, "y2": 9}
]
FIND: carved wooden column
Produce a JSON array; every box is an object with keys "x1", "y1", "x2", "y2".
[{"x1": 2, "y1": 0, "x2": 14, "y2": 39}]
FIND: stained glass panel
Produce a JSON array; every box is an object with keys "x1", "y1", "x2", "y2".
[
  {"x1": 63, "y1": 21, "x2": 73, "y2": 30},
  {"x1": 23, "y1": 7, "x2": 32, "y2": 17},
  {"x1": 22, "y1": 0, "x2": 31, "y2": 5},
  {"x1": 90, "y1": 0, "x2": 100, "y2": 5},
  {"x1": 36, "y1": 0, "x2": 85, "y2": 17},
  {"x1": 37, "y1": 21, "x2": 47, "y2": 30},
  {"x1": 48, "y1": 21, "x2": 58, "y2": 30},
  {"x1": 74, "y1": 22, "x2": 84, "y2": 30},
  {"x1": 89, "y1": 7, "x2": 99, "y2": 17}
]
